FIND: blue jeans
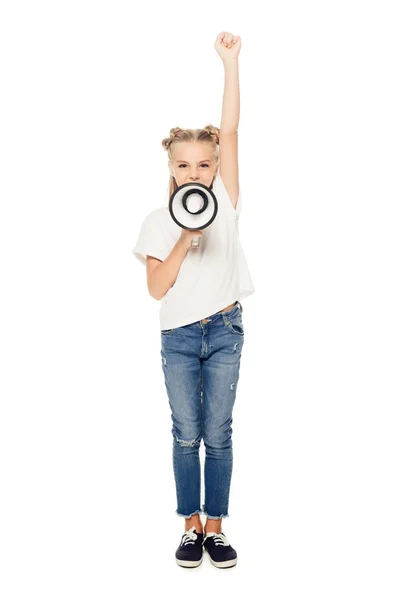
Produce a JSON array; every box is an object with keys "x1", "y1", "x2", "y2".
[{"x1": 160, "y1": 300, "x2": 244, "y2": 520}]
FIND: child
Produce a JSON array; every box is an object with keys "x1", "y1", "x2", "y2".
[{"x1": 132, "y1": 32, "x2": 255, "y2": 569}]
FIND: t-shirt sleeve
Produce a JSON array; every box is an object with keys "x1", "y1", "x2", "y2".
[{"x1": 132, "y1": 211, "x2": 170, "y2": 266}]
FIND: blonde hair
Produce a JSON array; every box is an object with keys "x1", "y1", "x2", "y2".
[{"x1": 161, "y1": 124, "x2": 220, "y2": 197}]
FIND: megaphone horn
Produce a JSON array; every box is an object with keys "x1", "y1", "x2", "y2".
[{"x1": 168, "y1": 182, "x2": 218, "y2": 248}]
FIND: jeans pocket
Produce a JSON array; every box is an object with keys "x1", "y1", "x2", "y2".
[{"x1": 226, "y1": 313, "x2": 244, "y2": 336}]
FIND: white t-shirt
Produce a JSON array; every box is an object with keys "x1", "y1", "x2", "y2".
[{"x1": 132, "y1": 171, "x2": 255, "y2": 330}]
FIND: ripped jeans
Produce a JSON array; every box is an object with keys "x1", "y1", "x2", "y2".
[{"x1": 160, "y1": 300, "x2": 244, "y2": 520}]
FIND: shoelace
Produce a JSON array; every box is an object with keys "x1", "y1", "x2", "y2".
[
  {"x1": 203, "y1": 531, "x2": 230, "y2": 546},
  {"x1": 181, "y1": 525, "x2": 198, "y2": 546}
]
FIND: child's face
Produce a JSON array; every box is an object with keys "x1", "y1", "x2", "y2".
[{"x1": 170, "y1": 142, "x2": 217, "y2": 188}]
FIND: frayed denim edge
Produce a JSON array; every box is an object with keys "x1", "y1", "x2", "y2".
[
  {"x1": 202, "y1": 504, "x2": 229, "y2": 519},
  {"x1": 175, "y1": 508, "x2": 230, "y2": 519},
  {"x1": 176, "y1": 509, "x2": 202, "y2": 518}
]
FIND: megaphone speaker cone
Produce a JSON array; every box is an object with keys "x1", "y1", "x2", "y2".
[{"x1": 168, "y1": 181, "x2": 218, "y2": 245}]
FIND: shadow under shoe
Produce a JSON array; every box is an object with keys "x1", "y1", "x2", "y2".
[{"x1": 175, "y1": 525, "x2": 204, "y2": 568}]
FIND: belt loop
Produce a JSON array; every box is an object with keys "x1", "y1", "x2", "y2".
[{"x1": 238, "y1": 301, "x2": 243, "y2": 313}]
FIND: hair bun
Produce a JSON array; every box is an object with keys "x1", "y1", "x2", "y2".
[
  {"x1": 170, "y1": 127, "x2": 182, "y2": 137},
  {"x1": 203, "y1": 124, "x2": 220, "y2": 145},
  {"x1": 161, "y1": 127, "x2": 184, "y2": 150},
  {"x1": 161, "y1": 124, "x2": 220, "y2": 152}
]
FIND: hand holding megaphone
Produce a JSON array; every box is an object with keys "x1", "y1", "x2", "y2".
[
  {"x1": 169, "y1": 181, "x2": 218, "y2": 249},
  {"x1": 179, "y1": 228, "x2": 204, "y2": 250}
]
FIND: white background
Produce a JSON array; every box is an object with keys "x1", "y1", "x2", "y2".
[{"x1": 1, "y1": 0, "x2": 399, "y2": 597}]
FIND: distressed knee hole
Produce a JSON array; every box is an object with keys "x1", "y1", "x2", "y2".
[{"x1": 174, "y1": 434, "x2": 201, "y2": 447}]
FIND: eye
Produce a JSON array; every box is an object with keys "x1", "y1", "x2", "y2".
[{"x1": 178, "y1": 164, "x2": 209, "y2": 168}]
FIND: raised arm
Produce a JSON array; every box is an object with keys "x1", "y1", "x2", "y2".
[{"x1": 214, "y1": 31, "x2": 241, "y2": 209}]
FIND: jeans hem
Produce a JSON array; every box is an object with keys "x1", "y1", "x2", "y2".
[
  {"x1": 176, "y1": 509, "x2": 202, "y2": 518},
  {"x1": 202, "y1": 505, "x2": 229, "y2": 519}
]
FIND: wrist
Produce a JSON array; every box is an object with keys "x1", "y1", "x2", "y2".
[{"x1": 223, "y1": 58, "x2": 238, "y2": 67}]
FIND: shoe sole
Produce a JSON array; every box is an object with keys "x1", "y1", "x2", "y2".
[
  {"x1": 203, "y1": 547, "x2": 237, "y2": 568},
  {"x1": 176, "y1": 557, "x2": 203, "y2": 568}
]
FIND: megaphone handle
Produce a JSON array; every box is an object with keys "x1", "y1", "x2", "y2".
[{"x1": 191, "y1": 236, "x2": 200, "y2": 248}]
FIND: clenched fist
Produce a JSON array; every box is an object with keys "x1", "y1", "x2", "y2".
[{"x1": 214, "y1": 31, "x2": 241, "y2": 61}]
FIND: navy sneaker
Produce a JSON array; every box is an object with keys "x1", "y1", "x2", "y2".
[
  {"x1": 202, "y1": 531, "x2": 237, "y2": 568},
  {"x1": 175, "y1": 525, "x2": 204, "y2": 568}
]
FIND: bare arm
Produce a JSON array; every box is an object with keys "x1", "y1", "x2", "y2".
[
  {"x1": 220, "y1": 56, "x2": 240, "y2": 134},
  {"x1": 214, "y1": 31, "x2": 241, "y2": 208},
  {"x1": 146, "y1": 229, "x2": 203, "y2": 300}
]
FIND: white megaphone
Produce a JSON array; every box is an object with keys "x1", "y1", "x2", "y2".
[{"x1": 168, "y1": 182, "x2": 218, "y2": 248}]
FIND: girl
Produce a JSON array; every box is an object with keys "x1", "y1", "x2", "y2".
[{"x1": 132, "y1": 32, "x2": 255, "y2": 569}]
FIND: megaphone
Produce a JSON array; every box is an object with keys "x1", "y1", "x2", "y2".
[{"x1": 168, "y1": 182, "x2": 218, "y2": 248}]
